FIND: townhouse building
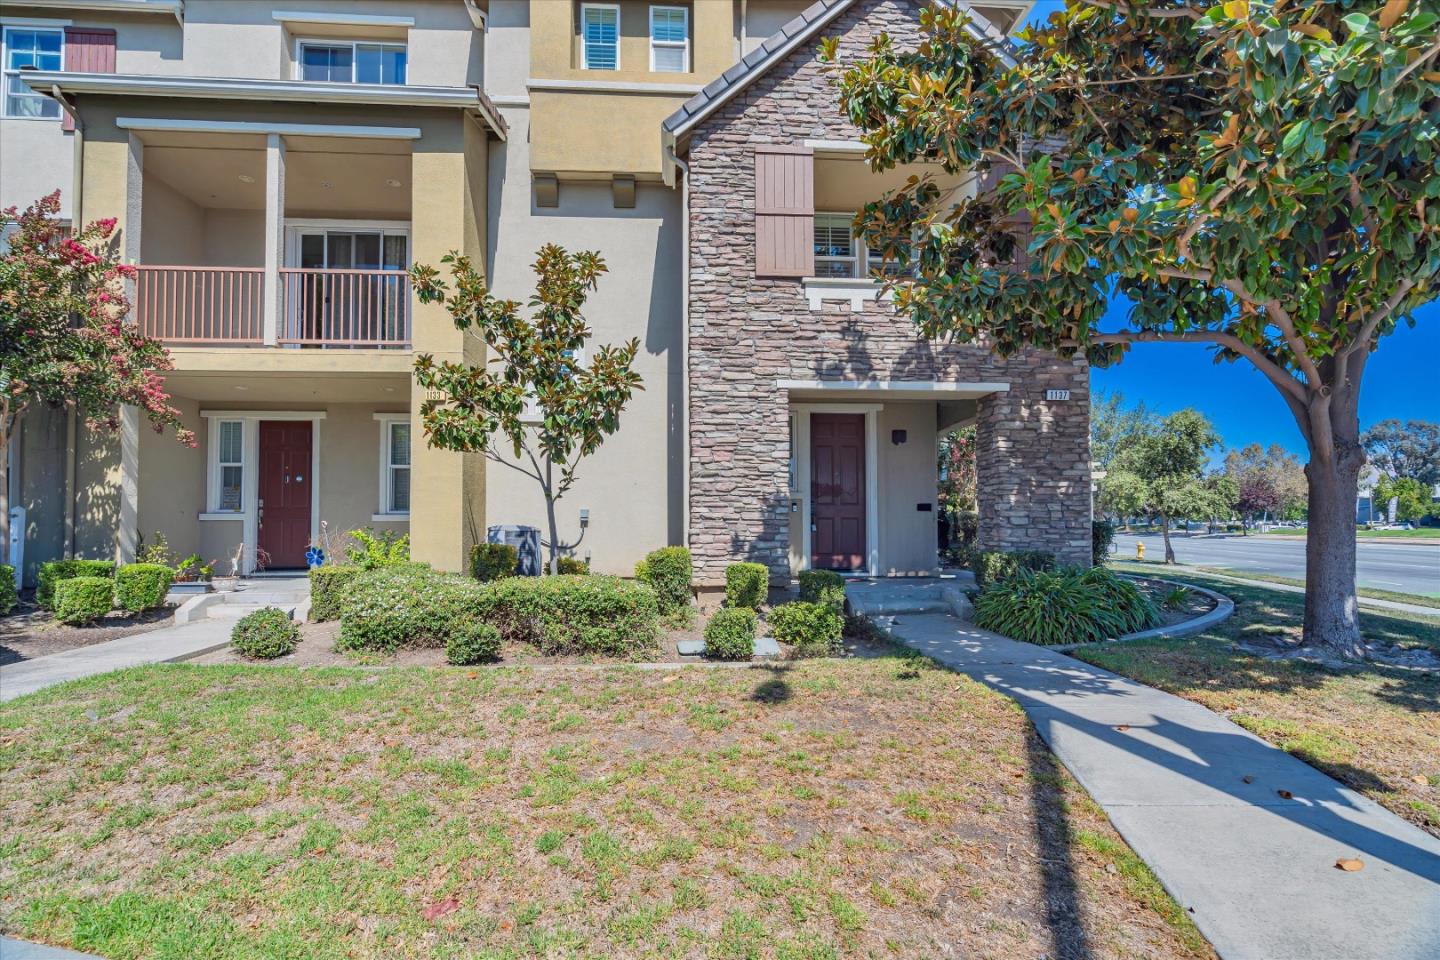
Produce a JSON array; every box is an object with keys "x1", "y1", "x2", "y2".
[{"x1": 1, "y1": 0, "x2": 1090, "y2": 589}]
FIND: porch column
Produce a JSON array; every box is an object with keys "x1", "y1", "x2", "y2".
[
  {"x1": 262, "y1": 133, "x2": 286, "y2": 346},
  {"x1": 124, "y1": 133, "x2": 143, "y2": 265}
]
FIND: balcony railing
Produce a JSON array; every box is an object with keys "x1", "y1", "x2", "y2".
[{"x1": 134, "y1": 265, "x2": 412, "y2": 348}]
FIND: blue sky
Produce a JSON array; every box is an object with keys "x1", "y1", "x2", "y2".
[{"x1": 1012, "y1": 1, "x2": 1436, "y2": 458}]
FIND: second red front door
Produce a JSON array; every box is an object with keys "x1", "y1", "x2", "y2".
[
  {"x1": 258, "y1": 421, "x2": 312, "y2": 568},
  {"x1": 811, "y1": 413, "x2": 866, "y2": 571}
]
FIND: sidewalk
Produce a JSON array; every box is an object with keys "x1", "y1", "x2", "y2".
[
  {"x1": 879, "y1": 612, "x2": 1440, "y2": 960},
  {"x1": 0, "y1": 936, "x2": 101, "y2": 959}
]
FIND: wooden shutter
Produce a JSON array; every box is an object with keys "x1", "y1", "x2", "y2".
[
  {"x1": 61, "y1": 28, "x2": 116, "y2": 132},
  {"x1": 754, "y1": 144, "x2": 814, "y2": 278}
]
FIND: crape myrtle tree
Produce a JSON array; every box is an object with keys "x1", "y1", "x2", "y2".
[
  {"x1": 827, "y1": 0, "x2": 1439, "y2": 659},
  {"x1": 410, "y1": 245, "x2": 642, "y2": 574},
  {"x1": 0, "y1": 192, "x2": 193, "y2": 557}
]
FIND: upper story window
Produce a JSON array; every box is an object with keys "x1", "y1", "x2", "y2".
[
  {"x1": 298, "y1": 40, "x2": 406, "y2": 85},
  {"x1": 649, "y1": 6, "x2": 689, "y2": 73},
  {"x1": 3, "y1": 27, "x2": 62, "y2": 119},
  {"x1": 814, "y1": 213, "x2": 859, "y2": 278},
  {"x1": 581, "y1": 4, "x2": 619, "y2": 71}
]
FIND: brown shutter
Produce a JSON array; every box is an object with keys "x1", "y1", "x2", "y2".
[
  {"x1": 754, "y1": 144, "x2": 814, "y2": 278},
  {"x1": 61, "y1": 28, "x2": 117, "y2": 132}
]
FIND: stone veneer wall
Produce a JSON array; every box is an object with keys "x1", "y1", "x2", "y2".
[{"x1": 684, "y1": 0, "x2": 1092, "y2": 585}]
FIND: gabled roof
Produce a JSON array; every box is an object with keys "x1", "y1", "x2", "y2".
[{"x1": 661, "y1": 0, "x2": 1016, "y2": 153}]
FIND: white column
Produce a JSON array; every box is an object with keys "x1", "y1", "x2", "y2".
[
  {"x1": 118, "y1": 406, "x2": 140, "y2": 563},
  {"x1": 262, "y1": 133, "x2": 286, "y2": 346},
  {"x1": 124, "y1": 133, "x2": 144, "y2": 265}
]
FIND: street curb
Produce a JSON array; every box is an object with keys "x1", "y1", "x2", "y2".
[{"x1": 1048, "y1": 578, "x2": 1234, "y2": 652}]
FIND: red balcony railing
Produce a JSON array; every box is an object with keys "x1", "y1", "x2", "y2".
[
  {"x1": 134, "y1": 265, "x2": 265, "y2": 344},
  {"x1": 133, "y1": 265, "x2": 412, "y2": 348}
]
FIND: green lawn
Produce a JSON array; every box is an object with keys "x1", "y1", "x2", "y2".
[
  {"x1": 0, "y1": 657, "x2": 1209, "y2": 960},
  {"x1": 1188, "y1": 567, "x2": 1440, "y2": 607},
  {"x1": 1257, "y1": 527, "x2": 1440, "y2": 540},
  {"x1": 1079, "y1": 566, "x2": 1440, "y2": 838}
]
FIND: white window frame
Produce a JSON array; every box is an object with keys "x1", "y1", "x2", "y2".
[
  {"x1": 375, "y1": 414, "x2": 411, "y2": 518},
  {"x1": 207, "y1": 419, "x2": 247, "y2": 515},
  {"x1": 814, "y1": 211, "x2": 860, "y2": 279},
  {"x1": 294, "y1": 37, "x2": 408, "y2": 85},
  {"x1": 580, "y1": 3, "x2": 620, "y2": 71},
  {"x1": 2, "y1": 25, "x2": 64, "y2": 120},
  {"x1": 648, "y1": 5, "x2": 689, "y2": 73}
]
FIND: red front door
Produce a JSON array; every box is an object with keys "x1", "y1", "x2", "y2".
[
  {"x1": 258, "y1": 421, "x2": 312, "y2": 568},
  {"x1": 811, "y1": 413, "x2": 866, "y2": 571}
]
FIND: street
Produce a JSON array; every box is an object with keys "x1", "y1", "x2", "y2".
[{"x1": 1111, "y1": 532, "x2": 1440, "y2": 597}]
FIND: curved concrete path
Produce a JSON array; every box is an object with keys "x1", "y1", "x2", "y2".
[{"x1": 878, "y1": 610, "x2": 1440, "y2": 960}]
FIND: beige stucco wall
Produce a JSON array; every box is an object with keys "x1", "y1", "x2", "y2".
[
  {"x1": 485, "y1": 0, "x2": 532, "y2": 100},
  {"x1": 743, "y1": 0, "x2": 812, "y2": 53},
  {"x1": 484, "y1": 106, "x2": 683, "y2": 575},
  {"x1": 0, "y1": 117, "x2": 73, "y2": 218},
  {"x1": 139, "y1": 174, "x2": 205, "y2": 264}
]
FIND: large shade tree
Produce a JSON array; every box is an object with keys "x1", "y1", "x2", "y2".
[{"x1": 828, "y1": 0, "x2": 1439, "y2": 659}]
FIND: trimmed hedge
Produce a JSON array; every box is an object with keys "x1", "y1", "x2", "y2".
[
  {"x1": 725, "y1": 562, "x2": 768, "y2": 610},
  {"x1": 232, "y1": 607, "x2": 300, "y2": 659},
  {"x1": 797, "y1": 569, "x2": 845, "y2": 614},
  {"x1": 476, "y1": 575, "x2": 661, "y2": 658},
  {"x1": 973, "y1": 567, "x2": 1161, "y2": 646},
  {"x1": 114, "y1": 563, "x2": 174, "y2": 613},
  {"x1": 973, "y1": 550, "x2": 1055, "y2": 591},
  {"x1": 337, "y1": 567, "x2": 481, "y2": 652},
  {"x1": 0, "y1": 564, "x2": 16, "y2": 616},
  {"x1": 447, "y1": 621, "x2": 502, "y2": 665},
  {"x1": 309, "y1": 565, "x2": 362, "y2": 622},
  {"x1": 635, "y1": 546, "x2": 692, "y2": 614},
  {"x1": 769, "y1": 601, "x2": 844, "y2": 657},
  {"x1": 53, "y1": 576, "x2": 113, "y2": 625},
  {"x1": 471, "y1": 543, "x2": 518, "y2": 582},
  {"x1": 554, "y1": 557, "x2": 589, "y2": 575},
  {"x1": 703, "y1": 607, "x2": 756, "y2": 660},
  {"x1": 1092, "y1": 520, "x2": 1117, "y2": 567},
  {"x1": 37, "y1": 559, "x2": 115, "y2": 610}
]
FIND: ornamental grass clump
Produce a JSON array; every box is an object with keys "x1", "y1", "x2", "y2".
[
  {"x1": 703, "y1": 607, "x2": 757, "y2": 661},
  {"x1": 973, "y1": 568, "x2": 1161, "y2": 647},
  {"x1": 231, "y1": 607, "x2": 300, "y2": 660}
]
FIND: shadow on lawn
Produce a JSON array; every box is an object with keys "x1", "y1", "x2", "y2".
[{"x1": 1026, "y1": 726, "x2": 1095, "y2": 960}]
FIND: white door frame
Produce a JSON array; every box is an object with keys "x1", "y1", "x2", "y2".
[{"x1": 791, "y1": 403, "x2": 881, "y2": 576}]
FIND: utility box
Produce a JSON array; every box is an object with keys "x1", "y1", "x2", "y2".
[{"x1": 488, "y1": 525, "x2": 542, "y2": 577}]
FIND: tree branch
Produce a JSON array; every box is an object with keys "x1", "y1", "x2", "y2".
[
  {"x1": 1078, "y1": 0, "x2": 1206, "y2": 20},
  {"x1": 1395, "y1": 37, "x2": 1440, "y2": 86},
  {"x1": 486, "y1": 450, "x2": 542, "y2": 485},
  {"x1": 1093, "y1": 328, "x2": 1311, "y2": 413},
  {"x1": 1343, "y1": 279, "x2": 1415, "y2": 361}
]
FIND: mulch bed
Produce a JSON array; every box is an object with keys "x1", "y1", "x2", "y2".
[{"x1": 0, "y1": 595, "x2": 175, "y2": 666}]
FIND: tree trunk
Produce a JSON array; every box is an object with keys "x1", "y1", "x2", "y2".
[
  {"x1": 1158, "y1": 512, "x2": 1176, "y2": 564},
  {"x1": 543, "y1": 458, "x2": 559, "y2": 576},
  {"x1": 1301, "y1": 448, "x2": 1367, "y2": 660}
]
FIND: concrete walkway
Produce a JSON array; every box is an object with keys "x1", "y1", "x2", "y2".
[
  {"x1": 0, "y1": 577, "x2": 308, "y2": 704},
  {"x1": 879, "y1": 611, "x2": 1440, "y2": 960},
  {"x1": 0, "y1": 936, "x2": 102, "y2": 959}
]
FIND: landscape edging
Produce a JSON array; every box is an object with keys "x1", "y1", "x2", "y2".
[{"x1": 1046, "y1": 578, "x2": 1235, "y2": 653}]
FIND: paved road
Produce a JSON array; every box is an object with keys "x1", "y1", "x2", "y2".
[{"x1": 1113, "y1": 532, "x2": 1440, "y2": 597}]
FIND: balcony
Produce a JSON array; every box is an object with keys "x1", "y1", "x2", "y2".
[{"x1": 134, "y1": 265, "x2": 412, "y2": 348}]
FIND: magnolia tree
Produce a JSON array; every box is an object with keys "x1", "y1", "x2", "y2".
[
  {"x1": 411, "y1": 245, "x2": 642, "y2": 574},
  {"x1": 0, "y1": 192, "x2": 192, "y2": 556},
  {"x1": 829, "y1": 0, "x2": 1439, "y2": 659}
]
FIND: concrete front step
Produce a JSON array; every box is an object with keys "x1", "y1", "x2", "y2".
[{"x1": 205, "y1": 603, "x2": 298, "y2": 620}]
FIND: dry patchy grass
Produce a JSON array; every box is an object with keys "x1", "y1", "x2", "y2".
[{"x1": 0, "y1": 655, "x2": 1209, "y2": 959}]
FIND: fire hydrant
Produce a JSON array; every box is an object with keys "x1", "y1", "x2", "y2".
[{"x1": 1136, "y1": 542, "x2": 1145, "y2": 561}]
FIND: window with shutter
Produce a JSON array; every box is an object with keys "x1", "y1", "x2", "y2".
[
  {"x1": 60, "y1": 27, "x2": 116, "y2": 131},
  {"x1": 753, "y1": 145, "x2": 814, "y2": 279}
]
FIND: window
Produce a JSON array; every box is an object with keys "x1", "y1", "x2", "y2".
[
  {"x1": 649, "y1": 6, "x2": 688, "y2": 73},
  {"x1": 214, "y1": 420, "x2": 244, "y2": 513},
  {"x1": 814, "y1": 213, "x2": 859, "y2": 278},
  {"x1": 581, "y1": 4, "x2": 619, "y2": 70},
  {"x1": 380, "y1": 418, "x2": 411, "y2": 515},
  {"x1": 3, "y1": 27, "x2": 62, "y2": 119},
  {"x1": 298, "y1": 40, "x2": 406, "y2": 85}
]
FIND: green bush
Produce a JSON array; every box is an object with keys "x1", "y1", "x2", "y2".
[
  {"x1": 470, "y1": 543, "x2": 519, "y2": 582},
  {"x1": 635, "y1": 546, "x2": 692, "y2": 614},
  {"x1": 447, "y1": 620, "x2": 502, "y2": 664},
  {"x1": 554, "y1": 556, "x2": 589, "y2": 575},
  {"x1": 973, "y1": 567, "x2": 1161, "y2": 646},
  {"x1": 769, "y1": 601, "x2": 843, "y2": 657},
  {"x1": 0, "y1": 564, "x2": 17, "y2": 616},
  {"x1": 231, "y1": 607, "x2": 300, "y2": 659},
  {"x1": 1092, "y1": 520, "x2": 1117, "y2": 567},
  {"x1": 346, "y1": 528, "x2": 411, "y2": 569},
  {"x1": 308, "y1": 565, "x2": 362, "y2": 622},
  {"x1": 53, "y1": 576, "x2": 113, "y2": 625},
  {"x1": 113, "y1": 563, "x2": 174, "y2": 613},
  {"x1": 475, "y1": 575, "x2": 661, "y2": 659},
  {"x1": 725, "y1": 562, "x2": 768, "y2": 610},
  {"x1": 338, "y1": 567, "x2": 484, "y2": 652},
  {"x1": 973, "y1": 550, "x2": 1055, "y2": 591},
  {"x1": 703, "y1": 607, "x2": 757, "y2": 660},
  {"x1": 797, "y1": 569, "x2": 846, "y2": 614},
  {"x1": 37, "y1": 559, "x2": 115, "y2": 610}
]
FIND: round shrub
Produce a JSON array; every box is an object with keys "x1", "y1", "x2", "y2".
[
  {"x1": 553, "y1": 556, "x2": 589, "y2": 575},
  {"x1": 231, "y1": 607, "x2": 300, "y2": 659},
  {"x1": 53, "y1": 576, "x2": 113, "y2": 625},
  {"x1": 446, "y1": 620, "x2": 502, "y2": 665},
  {"x1": 471, "y1": 543, "x2": 519, "y2": 582},
  {"x1": 636, "y1": 546, "x2": 692, "y2": 614},
  {"x1": 769, "y1": 601, "x2": 843, "y2": 657},
  {"x1": 0, "y1": 564, "x2": 16, "y2": 616},
  {"x1": 704, "y1": 607, "x2": 757, "y2": 660},
  {"x1": 114, "y1": 563, "x2": 174, "y2": 613},
  {"x1": 337, "y1": 567, "x2": 485, "y2": 653},
  {"x1": 308, "y1": 565, "x2": 362, "y2": 622},
  {"x1": 37, "y1": 559, "x2": 115, "y2": 610},
  {"x1": 973, "y1": 567, "x2": 1162, "y2": 646},
  {"x1": 797, "y1": 569, "x2": 845, "y2": 614},
  {"x1": 725, "y1": 562, "x2": 768, "y2": 610}
]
